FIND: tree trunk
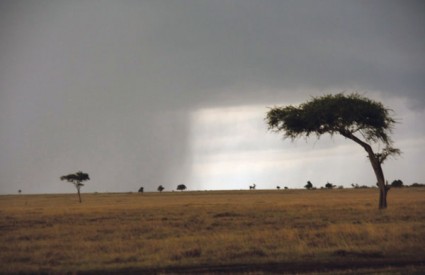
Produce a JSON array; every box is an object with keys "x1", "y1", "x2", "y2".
[
  {"x1": 379, "y1": 185, "x2": 389, "y2": 209},
  {"x1": 342, "y1": 132, "x2": 389, "y2": 209},
  {"x1": 366, "y1": 150, "x2": 389, "y2": 209},
  {"x1": 77, "y1": 188, "x2": 82, "y2": 203}
]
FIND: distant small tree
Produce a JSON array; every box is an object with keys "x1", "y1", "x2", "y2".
[
  {"x1": 60, "y1": 171, "x2": 90, "y2": 203},
  {"x1": 276, "y1": 186, "x2": 281, "y2": 190},
  {"x1": 284, "y1": 186, "x2": 289, "y2": 190},
  {"x1": 325, "y1": 182, "x2": 336, "y2": 189},
  {"x1": 18, "y1": 189, "x2": 22, "y2": 194},
  {"x1": 391, "y1": 179, "x2": 403, "y2": 188},
  {"x1": 305, "y1": 181, "x2": 313, "y2": 190},
  {"x1": 157, "y1": 185, "x2": 165, "y2": 192},
  {"x1": 177, "y1": 184, "x2": 187, "y2": 191},
  {"x1": 138, "y1": 186, "x2": 144, "y2": 193}
]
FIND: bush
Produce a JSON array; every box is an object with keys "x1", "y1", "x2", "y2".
[
  {"x1": 305, "y1": 181, "x2": 313, "y2": 190},
  {"x1": 325, "y1": 182, "x2": 336, "y2": 189},
  {"x1": 391, "y1": 180, "x2": 404, "y2": 188},
  {"x1": 410, "y1": 183, "x2": 425, "y2": 188},
  {"x1": 177, "y1": 184, "x2": 187, "y2": 191}
]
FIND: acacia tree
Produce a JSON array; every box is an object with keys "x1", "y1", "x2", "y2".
[
  {"x1": 177, "y1": 184, "x2": 187, "y2": 191},
  {"x1": 391, "y1": 179, "x2": 404, "y2": 188},
  {"x1": 305, "y1": 181, "x2": 313, "y2": 190},
  {"x1": 325, "y1": 182, "x2": 336, "y2": 189},
  {"x1": 60, "y1": 171, "x2": 90, "y2": 203},
  {"x1": 266, "y1": 93, "x2": 400, "y2": 209}
]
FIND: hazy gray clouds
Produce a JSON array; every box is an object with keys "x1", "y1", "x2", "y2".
[{"x1": 0, "y1": 1, "x2": 424, "y2": 193}]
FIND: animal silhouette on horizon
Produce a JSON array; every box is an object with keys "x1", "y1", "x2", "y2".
[{"x1": 249, "y1": 184, "x2": 256, "y2": 190}]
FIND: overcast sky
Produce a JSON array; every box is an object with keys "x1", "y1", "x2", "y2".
[{"x1": 1, "y1": 0, "x2": 424, "y2": 194}]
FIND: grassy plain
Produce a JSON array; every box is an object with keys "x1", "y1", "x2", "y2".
[{"x1": 1, "y1": 188, "x2": 425, "y2": 274}]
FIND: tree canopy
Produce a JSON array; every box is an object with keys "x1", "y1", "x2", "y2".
[
  {"x1": 267, "y1": 93, "x2": 396, "y2": 146},
  {"x1": 391, "y1": 179, "x2": 404, "y2": 188},
  {"x1": 60, "y1": 171, "x2": 90, "y2": 183},
  {"x1": 266, "y1": 93, "x2": 400, "y2": 209},
  {"x1": 305, "y1": 181, "x2": 313, "y2": 190},
  {"x1": 325, "y1": 182, "x2": 336, "y2": 189},
  {"x1": 177, "y1": 184, "x2": 187, "y2": 191}
]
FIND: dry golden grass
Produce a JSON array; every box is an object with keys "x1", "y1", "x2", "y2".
[{"x1": 1, "y1": 188, "x2": 424, "y2": 274}]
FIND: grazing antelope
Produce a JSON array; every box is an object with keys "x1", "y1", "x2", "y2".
[{"x1": 249, "y1": 184, "x2": 256, "y2": 190}]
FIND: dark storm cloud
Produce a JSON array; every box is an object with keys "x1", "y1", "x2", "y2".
[
  {"x1": 0, "y1": 0, "x2": 424, "y2": 193},
  {"x1": 2, "y1": 0, "x2": 423, "y2": 107},
  {"x1": 126, "y1": 0, "x2": 425, "y2": 107}
]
